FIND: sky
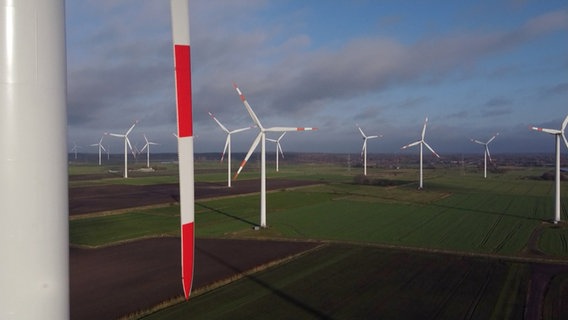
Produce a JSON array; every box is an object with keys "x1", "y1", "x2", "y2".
[{"x1": 66, "y1": 0, "x2": 568, "y2": 155}]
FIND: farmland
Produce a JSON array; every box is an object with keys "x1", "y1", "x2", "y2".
[{"x1": 68, "y1": 157, "x2": 568, "y2": 319}]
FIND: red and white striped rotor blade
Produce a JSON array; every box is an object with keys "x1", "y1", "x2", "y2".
[
  {"x1": 233, "y1": 83, "x2": 264, "y2": 129},
  {"x1": 234, "y1": 131, "x2": 262, "y2": 180},
  {"x1": 266, "y1": 127, "x2": 317, "y2": 132},
  {"x1": 170, "y1": 0, "x2": 194, "y2": 300},
  {"x1": 530, "y1": 126, "x2": 560, "y2": 135}
]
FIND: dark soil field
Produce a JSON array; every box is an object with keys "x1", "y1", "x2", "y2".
[
  {"x1": 69, "y1": 179, "x2": 320, "y2": 215},
  {"x1": 69, "y1": 178, "x2": 322, "y2": 319},
  {"x1": 70, "y1": 238, "x2": 318, "y2": 320}
]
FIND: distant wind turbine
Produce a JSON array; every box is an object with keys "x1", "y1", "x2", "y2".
[
  {"x1": 266, "y1": 132, "x2": 286, "y2": 172},
  {"x1": 140, "y1": 134, "x2": 159, "y2": 168},
  {"x1": 357, "y1": 125, "x2": 381, "y2": 176},
  {"x1": 401, "y1": 117, "x2": 440, "y2": 189},
  {"x1": 108, "y1": 121, "x2": 137, "y2": 178},
  {"x1": 470, "y1": 133, "x2": 499, "y2": 178},
  {"x1": 209, "y1": 111, "x2": 254, "y2": 187},
  {"x1": 530, "y1": 115, "x2": 568, "y2": 224},
  {"x1": 232, "y1": 82, "x2": 317, "y2": 228},
  {"x1": 71, "y1": 142, "x2": 80, "y2": 160},
  {"x1": 89, "y1": 135, "x2": 107, "y2": 166}
]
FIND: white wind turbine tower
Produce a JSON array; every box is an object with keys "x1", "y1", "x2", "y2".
[
  {"x1": 232, "y1": 83, "x2": 317, "y2": 228},
  {"x1": 108, "y1": 121, "x2": 137, "y2": 178},
  {"x1": 357, "y1": 125, "x2": 381, "y2": 176},
  {"x1": 90, "y1": 135, "x2": 107, "y2": 166},
  {"x1": 401, "y1": 117, "x2": 440, "y2": 189},
  {"x1": 470, "y1": 133, "x2": 499, "y2": 178},
  {"x1": 266, "y1": 132, "x2": 286, "y2": 172},
  {"x1": 209, "y1": 112, "x2": 254, "y2": 187},
  {"x1": 531, "y1": 115, "x2": 568, "y2": 224},
  {"x1": 140, "y1": 134, "x2": 159, "y2": 168}
]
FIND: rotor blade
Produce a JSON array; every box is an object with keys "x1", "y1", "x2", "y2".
[
  {"x1": 99, "y1": 136, "x2": 105, "y2": 144},
  {"x1": 221, "y1": 135, "x2": 230, "y2": 162},
  {"x1": 265, "y1": 127, "x2": 317, "y2": 132},
  {"x1": 233, "y1": 82, "x2": 264, "y2": 129},
  {"x1": 140, "y1": 143, "x2": 148, "y2": 153},
  {"x1": 562, "y1": 132, "x2": 568, "y2": 150},
  {"x1": 471, "y1": 139, "x2": 485, "y2": 145},
  {"x1": 562, "y1": 115, "x2": 568, "y2": 132},
  {"x1": 266, "y1": 138, "x2": 277, "y2": 143},
  {"x1": 100, "y1": 145, "x2": 107, "y2": 152},
  {"x1": 401, "y1": 140, "x2": 421, "y2": 149},
  {"x1": 208, "y1": 112, "x2": 229, "y2": 133},
  {"x1": 143, "y1": 134, "x2": 149, "y2": 144},
  {"x1": 278, "y1": 132, "x2": 286, "y2": 141},
  {"x1": 230, "y1": 126, "x2": 254, "y2": 134},
  {"x1": 421, "y1": 117, "x2": 428, "y2": 140},
  {"x1": 531, "y1": 126, "x2": 561, "y2": 135},
  {"x1": 233, "y1": 132, "x2": 262, "y2": 180},
  {"x1": 278, "y1": 142, "x2": 285, "y2": 158},
  {"x1": 357, "y1": 126, "x2": 367, "y2": 138},
  {"x1": 125, "y1": 137, "x2": 133, "y2": 151},
  {"x1": 367, "y1": 135, "x2": 379, "y2": 139},
  {"x1": 486, "y1": 146, "x2": 493, "y2": 163},
  {"x1": 125, "y1": 121, "x2": 137, "y2": 136},
  {"x1": 89, "y1": 143, "x2": 98, "y2": 147},
  {"x1": 361, "y1": 139, "x2": 367, "y2": 157},
  {"x1": 108, "y1": 133, "x2": 124, "y2": 138},
  {"x1": 423, "y1": 141, "x2": 440, "y2": 158},
  {"x1": 486, "y1": 132, "x2": 499, "y2": 144}
]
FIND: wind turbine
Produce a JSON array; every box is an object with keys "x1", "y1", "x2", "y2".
[
  {"x1": 232, "y1": 83, "x2": 317, "y2": 228},
  {"x1": 108, "y1": 121, "x2": 137, "y2": 178},
  {"x1": 357, "y1": 125, "x2": 381, "y2": 176},
  {"x1": 266, "y1": 132, "x2": 286, "y2": 172},
  {"x1": 531, "y1": 115, "x2": 568, "y2": 224},
  {"x1": 208, "y1": 111, "x2": 254, "y2": 187},
  {"x1": 470, "y1": 133, "x2": 499, "y2": 178},
  {"x1": 401, "y1": 117, "x2": 440, "y2": 189},
  {"x1": 71, "y1": 142, "x2": 80, "y2": 160},
  {"x1": 140, "y1": 134, "x2": 159, "y2": 168},
  {"x1": 89, "y1": 135, "x2": 107, "y2": 166}
]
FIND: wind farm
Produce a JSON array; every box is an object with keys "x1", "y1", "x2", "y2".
[{"x1": 3, "y1": 1, "x2": 568, "y2": 320}]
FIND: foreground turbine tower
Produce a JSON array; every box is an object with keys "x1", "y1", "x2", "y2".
[
  {"x1": 401, "y1": 117, "x2": 440, "y2": 189},
  {"x1": 170, "y1": 0, "x2": 195, "y2": 299},
  {"x1": 1, "y1": 1, "x2": 69, "y2": 319},
  {"x1": 209, "y1": 111, "x2": 254, "y2": 187},
  {"x1": 531, "y1": 115, "x2": 568, "y2": 224},
  {"x1": 470, "y1": 133, "x2": 499, "y2": 178},
  {"x1": 233, "y1": 83, "x2": 317, "y2": 228}
]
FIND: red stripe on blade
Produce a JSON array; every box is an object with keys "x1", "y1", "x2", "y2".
[
  {"x1": 174, "y1": 45, "x2": 193, "y2": 137},
  {"x1": 181, "y1": 222, "x2": 194, "y2": 299}
]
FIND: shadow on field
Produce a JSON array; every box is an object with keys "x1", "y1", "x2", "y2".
[
  {"x1": 196, "y1": 203, "x2": 257, "y2": 227},
  {"x1": 196, "y1": 245, "x2": 332, "y2": 319}
]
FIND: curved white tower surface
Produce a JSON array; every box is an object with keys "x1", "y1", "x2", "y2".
[
  {"x1": 0, "y1": 0, "x2": 69, "y2": 319},
  {"x1": 170, "y1": 0, "x2": 195, "y2": 300}
]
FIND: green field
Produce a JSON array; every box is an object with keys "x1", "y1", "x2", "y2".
[{"x1": 69, "y1": 161, "x2": 568, "y2": 319}]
